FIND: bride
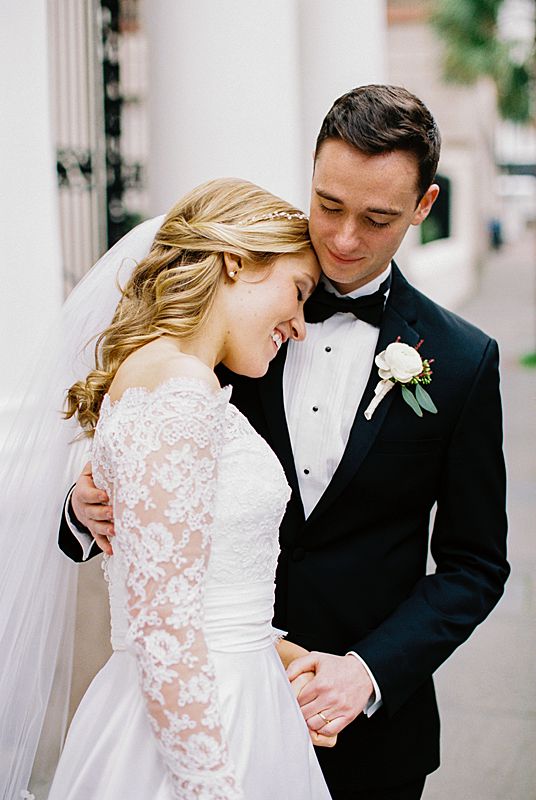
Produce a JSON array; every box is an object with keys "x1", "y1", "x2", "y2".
[{"x1": 8, "y1": 177, "x2": 332, "y2": 799}]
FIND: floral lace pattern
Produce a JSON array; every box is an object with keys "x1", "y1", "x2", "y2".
[
  {"x1": 92, "y1": 378, "x2": 242, "y2": 799},
  {"x1": 206, "y1": 405, "x2": 290, "y2": 586}
]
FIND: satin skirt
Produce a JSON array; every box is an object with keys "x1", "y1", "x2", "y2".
[{"x1": 48, "y1": 582, "x2": 331, "y2": 799}]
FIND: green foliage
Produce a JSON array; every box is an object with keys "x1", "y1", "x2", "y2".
[
  {"x1": 415, "y1": 384, "x2": 438, "y2": 413},
  {"x1": 401, "y1": 385, "x2": 423, "y2": 416},
  {"x1": 497, "y1": 60, "x2": 532, "y2": 121},
  {"x1": 520, "y1": 352, "x2": 536, "y2": 368},
  {"x1": 431, "y1": 0, "x2": 534, "y2": 122}
]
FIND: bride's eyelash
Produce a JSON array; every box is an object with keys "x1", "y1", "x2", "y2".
[{"x1": 368, "y1": 219, "x2": 390, "y2": 229}]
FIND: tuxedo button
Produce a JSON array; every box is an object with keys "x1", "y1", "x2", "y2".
[{"x1": 292, "y1": 547, "x2": 306, "y2": 562}]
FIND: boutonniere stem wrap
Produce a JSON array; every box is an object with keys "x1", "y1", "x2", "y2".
[{"x1": 364, "y1": 339, "x2": 437, "y2": 420}]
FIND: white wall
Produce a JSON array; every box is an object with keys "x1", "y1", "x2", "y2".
[
  {"x1": 0, "y1": 0, "x2": 62, "y2": 420},
  {"x1": 387, "y1": 20, "x2": 497, "y2": 310}
]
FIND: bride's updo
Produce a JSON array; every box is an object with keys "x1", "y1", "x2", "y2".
[{"x1": 65, "y1": 177, "x2": 311, "y2": 433}]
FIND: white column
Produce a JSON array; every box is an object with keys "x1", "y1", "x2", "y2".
[
  {"x1": 143, "y1": 0, "x2": 306, "y2": 212},
  {"x1": 298, "y1": 0, "x2": 388, "y2": 189},
  {"x1": 0, "y1": 2, "x2": 62, "y2": 416}
]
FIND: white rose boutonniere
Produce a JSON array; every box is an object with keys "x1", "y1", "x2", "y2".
[{"x1": 364, "y1": 338, "x2": 437, "y2": 420}]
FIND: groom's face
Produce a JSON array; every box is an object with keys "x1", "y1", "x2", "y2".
[{"x1": 309, "y1": 138, "x2": 438, "y2": 294}]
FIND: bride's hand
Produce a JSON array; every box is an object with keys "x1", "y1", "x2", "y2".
[
  {"x1": 291, "y1": 672, "x2": 337, "y2": 748},
  {"x1": 71, "y1": 462, "x2": 115, "y2": 555},
  {"x1": 275, "y1": 639, "x2": 309, "y2": 670}
]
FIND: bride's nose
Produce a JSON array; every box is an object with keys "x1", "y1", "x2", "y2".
[{"x1": 289, "y1": 310, "x2": 306, "y2": 341}]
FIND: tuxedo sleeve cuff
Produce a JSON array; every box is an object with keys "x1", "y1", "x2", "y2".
[
  {"x1": 65, "y1": 488, "x2": 97, "y2": 562},
  {"x1": 346, "y1": 651, "x2": 383, "y2": 717}
]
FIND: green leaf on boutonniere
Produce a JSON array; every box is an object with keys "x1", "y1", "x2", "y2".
[
  {"x1": 401, "y1": 385, "x2": 423, "y2": 417},
  {"x1": 415, "y1": 383, "x2": 438, "y2": 414}
]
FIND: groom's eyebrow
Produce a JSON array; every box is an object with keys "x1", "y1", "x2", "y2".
[
  {"x1": 316, "y1": 189, "x2": 402, "y2": 216},
  {"x1": 367, "y1": 206, "x2": 402, "y2": 216},
  {"x1": 315, "y1": 189, "x2": 343, "y2": 204}
]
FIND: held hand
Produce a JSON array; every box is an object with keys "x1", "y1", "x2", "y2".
[
  {"x1": 275, "y1": 639, "x2": 309, "y2": 670},
  {"x1": 290, "y1": 671, "x2": 337, "y2": 748},
  {"x1": 287, "y1": 651, "x2": 374, "y2": 736},
  {"x1": 71, "y1": 462, "x2": 115, "y2": 555}
]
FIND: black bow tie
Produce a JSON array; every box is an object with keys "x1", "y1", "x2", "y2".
[{"x1": 304, "y1": 275, "x2": 391, "y2": 326}]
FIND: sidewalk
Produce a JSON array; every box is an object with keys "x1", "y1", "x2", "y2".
[{"x1": 423, "y1": 233, "x2": 536, "y2": 800}]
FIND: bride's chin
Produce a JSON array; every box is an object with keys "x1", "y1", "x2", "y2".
[
  {"x1": 240, "y1": 362, "x2": 270, "y2": 379},
  {"x1": 223, "y1": 355, "x2": 270, "y2": 379}
]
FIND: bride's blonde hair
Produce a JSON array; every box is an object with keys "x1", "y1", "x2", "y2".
[{"x1": 65, "y1": 177, "x2": 311, "y2": 433}]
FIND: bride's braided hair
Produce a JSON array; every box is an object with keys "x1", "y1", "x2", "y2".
[{"x1": 65, "y1": 177, "x2": 310, "y2": 434}]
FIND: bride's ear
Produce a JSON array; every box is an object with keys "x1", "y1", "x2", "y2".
[{"x1": 223, "y1": 252, "x2": 242, "y2": 281}]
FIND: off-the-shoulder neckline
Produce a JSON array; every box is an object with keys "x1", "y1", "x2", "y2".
[{"x1": 103, "y1": 375, "x2": 232, "y2": 411}]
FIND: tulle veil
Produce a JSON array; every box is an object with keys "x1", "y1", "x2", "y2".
[{"x1": 0, "y1": 215, "x2": 164, "y2": 799}]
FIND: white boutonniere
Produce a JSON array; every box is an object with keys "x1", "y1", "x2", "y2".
[{"x1": 364, "y1": 338, "x2": 437, "y2": 420}]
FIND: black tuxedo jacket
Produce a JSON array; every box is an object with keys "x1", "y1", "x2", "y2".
[{"x1": 59, "y1": 264, "x2": 509, "y2": 792}]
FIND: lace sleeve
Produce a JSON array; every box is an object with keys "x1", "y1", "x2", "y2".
[{"x1": 111, "y1": 381, "x2": 242, "y2": 799}]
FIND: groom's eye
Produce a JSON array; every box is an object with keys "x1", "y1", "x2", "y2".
[
  {"x1": 320, "y1": 204, "x2": 341, "y2": 215},
  {"x1": 367, "y1": 218, "x2": 390, "y2": 229}
]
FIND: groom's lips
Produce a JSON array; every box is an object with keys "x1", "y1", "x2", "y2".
[{"x1": 326, "y1": 247, "x2": 365, "y2": 265}]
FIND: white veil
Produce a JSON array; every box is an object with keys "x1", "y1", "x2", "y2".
[{"x1": 0, "y1": 215, "x2": 165, "y2": 800}]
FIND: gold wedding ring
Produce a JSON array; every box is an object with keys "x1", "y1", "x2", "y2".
[{"x1": 318, "y1": 711, "x2": 332, "y2": 725}]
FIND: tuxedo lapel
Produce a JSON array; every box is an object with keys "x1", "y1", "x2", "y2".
[{"x1": 306, "y1": 265, "x2": 421, "y2": 527}]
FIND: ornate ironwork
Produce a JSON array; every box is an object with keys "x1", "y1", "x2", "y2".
[{"x1": 100, "y1": 0, "x2": 144, "y2": 245}]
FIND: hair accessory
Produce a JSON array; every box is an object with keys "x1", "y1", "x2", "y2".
[{"x1": 241, "y1": 211, "x2": 308, "y2": 225}]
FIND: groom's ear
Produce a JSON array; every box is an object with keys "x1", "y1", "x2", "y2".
[{"x1": 411, "y1": 184, "x2": 440, "y2": 226}]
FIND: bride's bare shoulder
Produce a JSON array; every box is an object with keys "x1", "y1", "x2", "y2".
[{"x1": 108, "y1": 338, "x2": 220, "y2": 402}]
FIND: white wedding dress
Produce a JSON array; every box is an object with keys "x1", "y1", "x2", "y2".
[{"x1": 48, "y1": 377, "x2": 331, "y2": 800}]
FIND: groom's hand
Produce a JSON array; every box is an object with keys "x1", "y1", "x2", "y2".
[
  {"x1": 287, "y1": 651, "x2": 374, "y2": 736},
  {"x1": 291, "y1": 671, "x2": 337, "y2": 748},
  {"x1": 71, "y1": 462, "x2": 115, "y2": 555}
]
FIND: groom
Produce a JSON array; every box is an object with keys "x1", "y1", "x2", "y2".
[{"x1": 59, "y1": 85, "x2": 509, "y2": 799}]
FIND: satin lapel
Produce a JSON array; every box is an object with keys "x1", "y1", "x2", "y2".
[
  {"x1": 257, "y1": 343, "x2": 302, "y2": 504},
  {"x1": 306, "y1": 265, "x2": 421, "y2": 527}
]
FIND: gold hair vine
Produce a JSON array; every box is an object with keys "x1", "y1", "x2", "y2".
[{"x1": 241, "y1": 211, "x2": 308, "y2": 225}]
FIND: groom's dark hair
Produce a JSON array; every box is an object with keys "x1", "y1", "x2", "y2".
[{"x1": 315, "y1": 84, "x2": 441, "y2": 200}]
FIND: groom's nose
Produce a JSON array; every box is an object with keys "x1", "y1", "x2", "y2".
[{"x1": 333, "y1": 218, "x2": 362, "y2": 254}]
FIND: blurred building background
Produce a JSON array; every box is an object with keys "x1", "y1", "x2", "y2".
[
  {"x1": 0, "y1": 2, "x2": 534, "y2": 797},
  {"x1": 2, "y1": 0, "x2": 534, "y2": 412}
]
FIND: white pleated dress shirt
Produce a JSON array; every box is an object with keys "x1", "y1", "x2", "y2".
[{"x1": 282, "y1": 263, "x2": 392, "y2": 716}]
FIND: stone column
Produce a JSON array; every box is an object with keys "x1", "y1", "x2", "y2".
[
  {"x1": 143, "y1": 0, "x2": 307, "y2": 211},
  {"x1": 298, "y1": 0, "x2": 388, "y2": 192},
  {"x1": 0, "y1": 1, "x2": 62, "y2": 422}
]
